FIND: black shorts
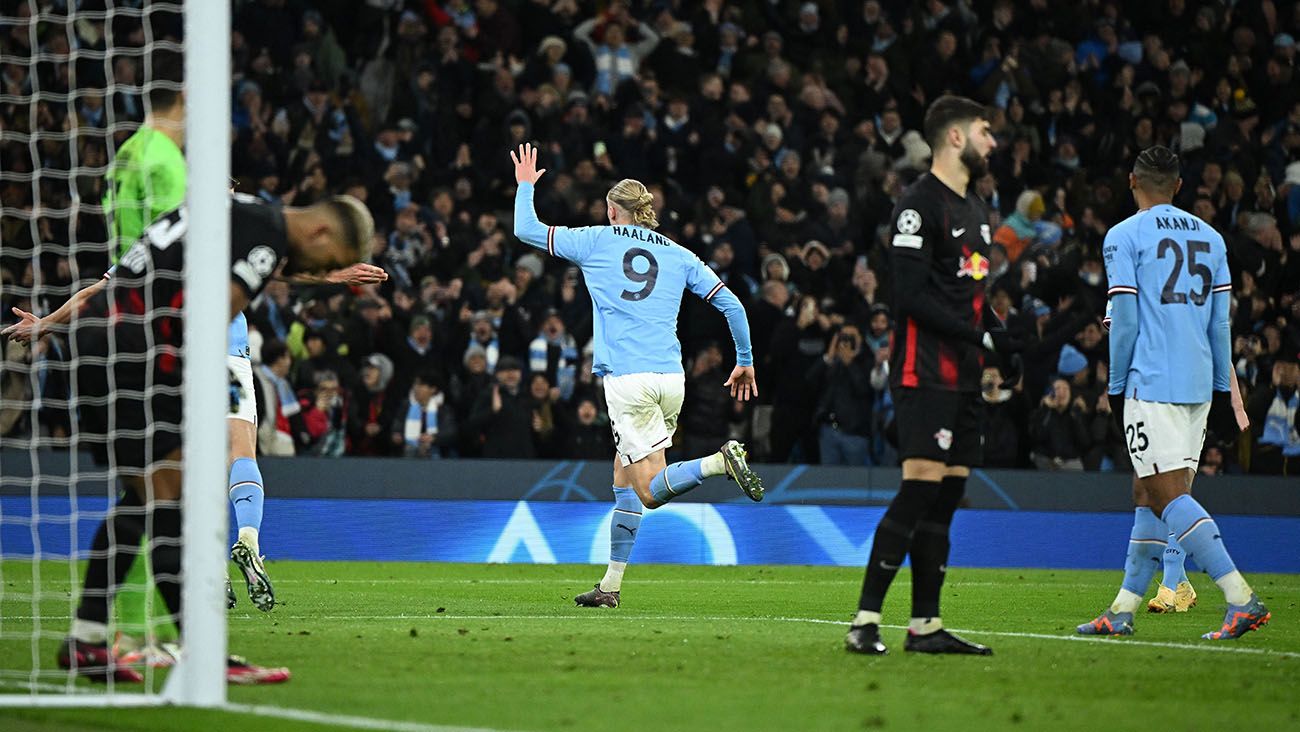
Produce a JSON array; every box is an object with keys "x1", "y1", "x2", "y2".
[
  {"x1": 892, "y1": 387, "x2": 983, "y2": 467},
  {"x1": 74, "y1": 329, "x2": 183, "y2": 471}
]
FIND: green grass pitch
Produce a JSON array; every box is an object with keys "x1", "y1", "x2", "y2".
[{"x1": 2, "y1": 562, "x2": 1298, "y2": 732}]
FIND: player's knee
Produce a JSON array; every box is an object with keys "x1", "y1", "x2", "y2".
[
  {"x1": 228, "y1": 420, "x2": 257, "y2": 462},
  {"x1": 146, "y1": 461, "x2": 183, "y2": 502},
  {"x1": 1142, "y1": 471, "x2": 1191, "y2": 517},
  {"x1": 1130, "y1": 477, "x2": 1149, "y2": 507},
  {"x1": 634, "y1": 486, "x2": 661, "y2": 509},
  {"x1": 1147, "y1": 489, "x2": 1182, "y2": 518}
]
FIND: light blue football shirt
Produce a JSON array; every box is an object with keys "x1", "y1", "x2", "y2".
[
  {"x1": 1103, "y1": 203, "x2": 1232, "y2": 404},
  {"x1": 514, "y1": 182, "x2": 752, "y2": 377},
  {"x1": 229, "y1": 312, "x2": 250, "y2": 359}
]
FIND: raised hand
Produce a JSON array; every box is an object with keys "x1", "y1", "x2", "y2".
[{"x1": 510, "y1": 143, "x2": 547, "y2": 185}]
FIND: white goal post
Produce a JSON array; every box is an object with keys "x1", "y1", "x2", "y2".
[
  {"x1": 164, "y1": 0, "x2": 231, "y2": 707},
  {"x1": 0, "y1": 0, "x2": 230, "y2": 707}
]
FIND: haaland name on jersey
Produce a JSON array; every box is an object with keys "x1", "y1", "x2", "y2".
[{"x1": 611, "y1": 225, "x2": 672, "y2": 246}]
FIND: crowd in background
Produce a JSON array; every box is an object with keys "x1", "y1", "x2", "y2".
[{"x1": 2, "y1": 0, "x2": 1299, "y2": 474}]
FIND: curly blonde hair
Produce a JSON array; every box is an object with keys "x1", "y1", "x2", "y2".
[{"x1": 606, "y1": 178, "x2": 659, "y2": 229}]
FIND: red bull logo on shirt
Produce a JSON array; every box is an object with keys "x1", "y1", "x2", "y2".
[{"x1": 957, "y1": 251, "x2": 990, "y2": 280}]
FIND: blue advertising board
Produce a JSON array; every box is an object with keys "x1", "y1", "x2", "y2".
[{"x1": 3, "y1": 496, "x2": 1298, "y2": 572}]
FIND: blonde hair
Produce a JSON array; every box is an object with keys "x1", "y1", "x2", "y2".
[
  {"x1": 606, "y1": 178, "x2": 659, "y2": 229},
  {"x1": 322, "y1": 194, "x2": 375, "y2": 262}
]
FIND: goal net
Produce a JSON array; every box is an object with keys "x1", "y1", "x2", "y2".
[{"x1": 0, "y1": 0, "x2": 229, "y2": 706}]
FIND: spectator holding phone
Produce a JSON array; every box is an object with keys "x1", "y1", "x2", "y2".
[{"x1": 808, "y1": 324, "x2": 874, "y2": 466}]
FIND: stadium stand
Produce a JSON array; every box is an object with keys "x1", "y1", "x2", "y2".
[{"x1": 3, "y1": 0, "x2": 1298, "y2": 473}]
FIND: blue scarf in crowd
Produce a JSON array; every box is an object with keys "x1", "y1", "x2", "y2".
[
  {"x1": 594, "y1": 45, "x2": 635, "y2": 96},
  {"x1": 404, "y1": 391, "x2": 444, "y2": 455},
  {"x1": 1261, "y1": 388, "x2": 1300, "y2": 457}
]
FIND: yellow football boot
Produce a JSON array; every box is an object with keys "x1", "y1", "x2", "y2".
[{"x1": 1147, "y1": 585, "x2": 1177, "y2": 613}]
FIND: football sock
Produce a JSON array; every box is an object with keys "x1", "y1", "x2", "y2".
[
  {"x1": 1213, "y1": 571, "x2": 1254, "y2": 607},
  {"x1": 70, "y1": 618, "x2": 109, "y2": 644},
  {"x1": 857, "y1": 479, "x2": 940, "y2": 613},
  {"x1": 1161, "y1": 532, "x2": 1188, "y2": 590},
  {"x1": 909, "y1": 617, "x2": 943, "y2": 634},
  {"x1": 148, "y1": 502, "x2": 184, "y2": 632},
  {"x1": 649, "y1": 458, "x2": 707, "y2": 504},
  {"x1": 76, "y1": 501, "x2": 146, "y2": 628},
  {"x1": 110, "y1": 488, "x2": 150, "y2": 638},
  {"x1": 229, "y1": 457, "x2": 264, "y2": 548},
  {"x1": 699, "y1": 451, "x2": 726, "y2": 477},
  {"x1": 599, "y1": 562, "x2": 627, "y2": 594},
  {"x1": 600, "y1": 486, "x2": 641, "y2": 592},
  {"x1": 1162, "y1": 495, "x2": 1251, "y2": 605},
  {"x1": 909, "y1": 475, "x2": 965, "y2": 618},
  {"x1": 851, "y1": 610, "x2": 882, "y2": 627},
  {"x1": 1110, "y1": 589, "x2": 1144, "y2": 614},
  {"x1": 1111, "y1": 507, "x2": 1165, "y2": 613}
]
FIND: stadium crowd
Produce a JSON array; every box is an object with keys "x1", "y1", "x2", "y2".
[{"x1": 2, "y1": 0, "x2": 1299, "y2": 474}]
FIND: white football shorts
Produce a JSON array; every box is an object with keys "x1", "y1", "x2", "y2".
[
  {"x1": 227, "y1": 354, "x2": 257, "y2": 425},
  {"x1": 603, "y1": 372, "x2": 685, "y2": 466},
  {"x1": 1123, "y1": 397, "x2": 1209, "y2": 478}
]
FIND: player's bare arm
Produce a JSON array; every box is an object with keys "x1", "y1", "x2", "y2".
[
  {"x1": 277, "y1": 262, "x2": 388, "y2": 286},
  {"x1": 3, "y1": 277, "x2": 108, "y2": 345},
  {"x1": 230, "y1": 282, "x2": 251, "y2": 321}
]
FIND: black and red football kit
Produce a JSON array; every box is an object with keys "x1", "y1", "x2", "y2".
[
  {"x1": 885, "y1": 172, "x2": 993, "y2": 466},
  {"x1": 74, "y1": 199, "x2": 289, "y2": 469}
]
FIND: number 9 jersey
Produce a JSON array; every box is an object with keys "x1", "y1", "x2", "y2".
[
  {"x1": 513, "y1": 181, "x2": 752, "y2": 377},
  {"x1": 1103, "y1": 202, "x2": 1232, "y2": 404}
]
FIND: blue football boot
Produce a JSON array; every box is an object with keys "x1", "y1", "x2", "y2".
[
  {"x1": 1202, "y1": 594, "x2": 1270, "y2": 640},
  {"x1": 1076, "y1": 609, "x2": 1135, "y2": 636}
]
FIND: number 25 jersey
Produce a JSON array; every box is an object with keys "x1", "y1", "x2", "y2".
[
  {"x1": 1103, "y1": 203, "x2": 1231, "y2": 404},
  {"x1": 514, "y1": 182, "x2": 751, "y2": 377}
]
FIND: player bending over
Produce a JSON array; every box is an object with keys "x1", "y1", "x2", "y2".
[
  {"x1": 511, "y1": 143, "x2": 762, "y2": 608},
  {"x1": 9, "y1": 248, "x2": 384, "y2": 624},
  {"x1": 845, "y1": 96, "x2": 1021, "y2": 656},
  {"x1": 55, "y1": 194, "x2": 372, "y2": 683},
  {"x1": 1078, "y1": 146, "x2": 1269, "y2": 640}
]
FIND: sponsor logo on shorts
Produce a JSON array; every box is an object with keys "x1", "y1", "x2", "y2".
[{"x1": 934, "y1": 428, "x2": 953, "y2": 451}]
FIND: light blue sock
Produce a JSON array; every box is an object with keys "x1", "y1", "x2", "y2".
[
  {"x1": 649, "y1": 459, "x2": 706, "y2": 504},
  {"x1": 1161, "y1": 494, "x2": 1236, "y2": 581},
  {"x1": 610, "y1": 487, "x2": 642, "y2": 563},
  {"x1": 228, "y1": 457, "x2": 264, "y2": 533},
  {"x1": 1120, "y1": 507, "x2": 1166, "y2": 597},
  {"x1": 1160, "y1": 533, "x2": 1189, "y2": 590}
]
